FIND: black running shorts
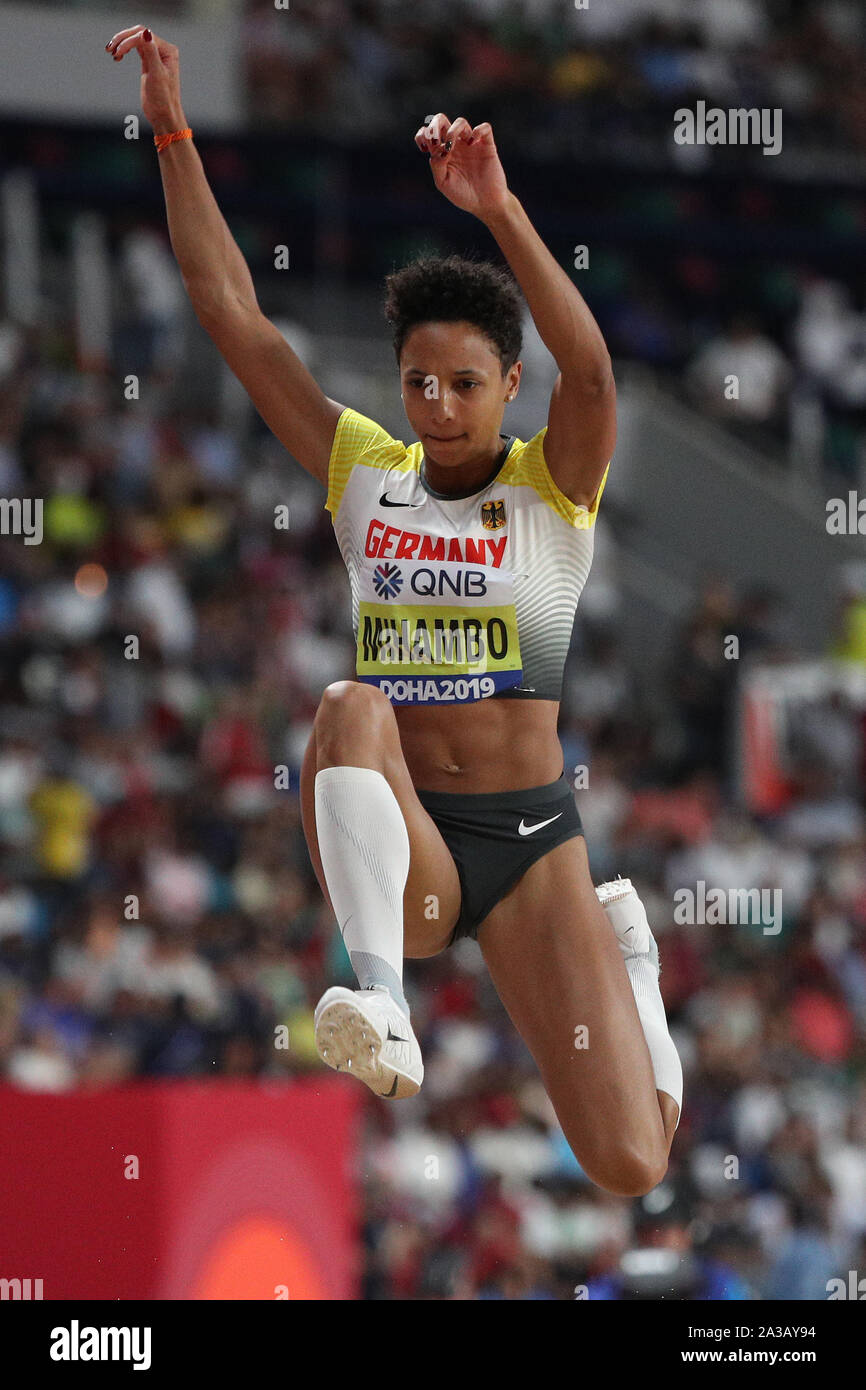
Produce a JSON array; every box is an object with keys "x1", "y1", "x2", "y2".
[{"x1": 415, "y1": 772, "x2": 584, "y2": 944}]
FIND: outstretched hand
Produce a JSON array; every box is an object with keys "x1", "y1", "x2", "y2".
[{"x1": 414, "y1": 115, "x2": 511, "y2": 223}]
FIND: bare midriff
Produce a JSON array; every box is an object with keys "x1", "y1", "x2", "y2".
[{"x1": 394, "y1": 696, "x2": 564, "y2": 794}]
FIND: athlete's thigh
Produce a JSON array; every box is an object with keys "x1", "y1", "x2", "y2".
[
  {"x1": 299, "y1": 721, "x2": 461, "y2": 957},
  {"x1": 476, "y1": 835, "x2": 661, "y2": 1163}
]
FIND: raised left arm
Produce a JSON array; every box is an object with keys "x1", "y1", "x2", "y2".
[{"x1": 483, "y1": 191, "x2": 616, "y2": 508}]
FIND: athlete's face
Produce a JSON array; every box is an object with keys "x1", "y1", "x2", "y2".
[{"x1": 399, "y1": 321, "x2": 521, "y2": 483}]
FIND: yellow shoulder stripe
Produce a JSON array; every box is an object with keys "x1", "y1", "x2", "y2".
[
  {"x1": 499, "y1": 427, "x2": 610, "y2": 529},
  {"x1": 326, "y1": 407, "x2": 410, "y2": 515}
]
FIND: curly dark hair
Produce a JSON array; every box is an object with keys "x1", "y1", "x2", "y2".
[{"x1": 383, "y1": 254, "x2": 523, "y2": 376}]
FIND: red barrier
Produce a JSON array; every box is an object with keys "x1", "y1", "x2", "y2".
[{"x1": 0, "y1": 1078, "x2": 361, "y2": 1300}]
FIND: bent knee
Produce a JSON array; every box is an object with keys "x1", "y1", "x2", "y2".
[
  {"x1": 315, "y1": 680, "x2": 393, "y2": 726},
  {"x1": 575, "y1": 1141, "x2": 669, "y2": 1198},
  {"x1": 314, "y1": 680, "x2": 397, "y2": 765}
]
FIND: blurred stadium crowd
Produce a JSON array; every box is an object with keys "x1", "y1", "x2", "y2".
[
  {"x1": 1, "y1": 298, "x2": 865, "y2": 1299},
  {"x1": 12, "y1": 1, "x2": 866, "y2": 479},
  {"x1": 243, "y1": 0, "x2": 866, "y2": 479},
  {"x1": 0, "y1": 0, "x2": 864, "y2": 1301},
  {"x1": 241, "y1": 0, "x2": 866, "y2": 160}
]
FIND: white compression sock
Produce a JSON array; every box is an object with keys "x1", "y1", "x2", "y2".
[
  {"x1": 597, "y1": 883, "x2": 684, "y2": 1129},
  {"x1": 625, "y1": 955, "x2": 683, "y2": 1128},
  {"x1": 314, "y1": 765, "x2": 411, "y2": 1017}
]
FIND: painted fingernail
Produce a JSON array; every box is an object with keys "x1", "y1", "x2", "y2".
[
  {"x1": 143, "y1": 28, "x2": 152, "y2": 41},
  {"x1": 444, "y1": 140, "x2": 453, "y2": 151},
  {"x1": 105, "y1": 41, "x2": 113, "y2": 50}
]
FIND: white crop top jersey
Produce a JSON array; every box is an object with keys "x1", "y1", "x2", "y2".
[{"x1": 325, "y1": 407, "x2": 609, "y2": 705}]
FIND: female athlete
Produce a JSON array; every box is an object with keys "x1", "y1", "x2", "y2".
[{"x1": 108, "y1": 24, "x2": 682, "y2": 1197}]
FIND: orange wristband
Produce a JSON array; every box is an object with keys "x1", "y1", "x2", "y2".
[{"x1": 154, "y1": 128, "x2": 193, "y2": 154}]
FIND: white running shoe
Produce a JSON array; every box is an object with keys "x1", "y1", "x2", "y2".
[
  {"x1": 595, "y1": 876, "x2": 660, "y2": 973},
  {"x1": 314, "y1": 984, "x2": 423, "y2": 1099}
]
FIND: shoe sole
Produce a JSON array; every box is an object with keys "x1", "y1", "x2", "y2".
[
  {"x1": 315, "y1": 995, "x2": 421, "y2": 1099},
  {"x1": 595, "y1": 878, "x2": 634, "y2": 907}
]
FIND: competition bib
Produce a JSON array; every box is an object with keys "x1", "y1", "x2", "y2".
[{"x1": 356, "y1": 557, "x2": 523, "y2": 704}]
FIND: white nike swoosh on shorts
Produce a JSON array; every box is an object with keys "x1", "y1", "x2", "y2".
[{"x1": 518, "y1": 812, "x2": 563, "y2": 836}]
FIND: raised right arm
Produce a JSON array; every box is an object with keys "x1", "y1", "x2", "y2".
[{"x1": 106, "y1": 25, "x2": 342, "y2": 486}]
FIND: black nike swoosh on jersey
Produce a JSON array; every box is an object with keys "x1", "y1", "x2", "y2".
[
  {"x1": 379, "y1": 492, "x2": 423, "y2": 508},
  {"x1": 384, "y1": 1074, "x2": 399, "y2": 1097},
  {"x1": 387, "y1": 1026, "x2": 408, "y2": 1043}
]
